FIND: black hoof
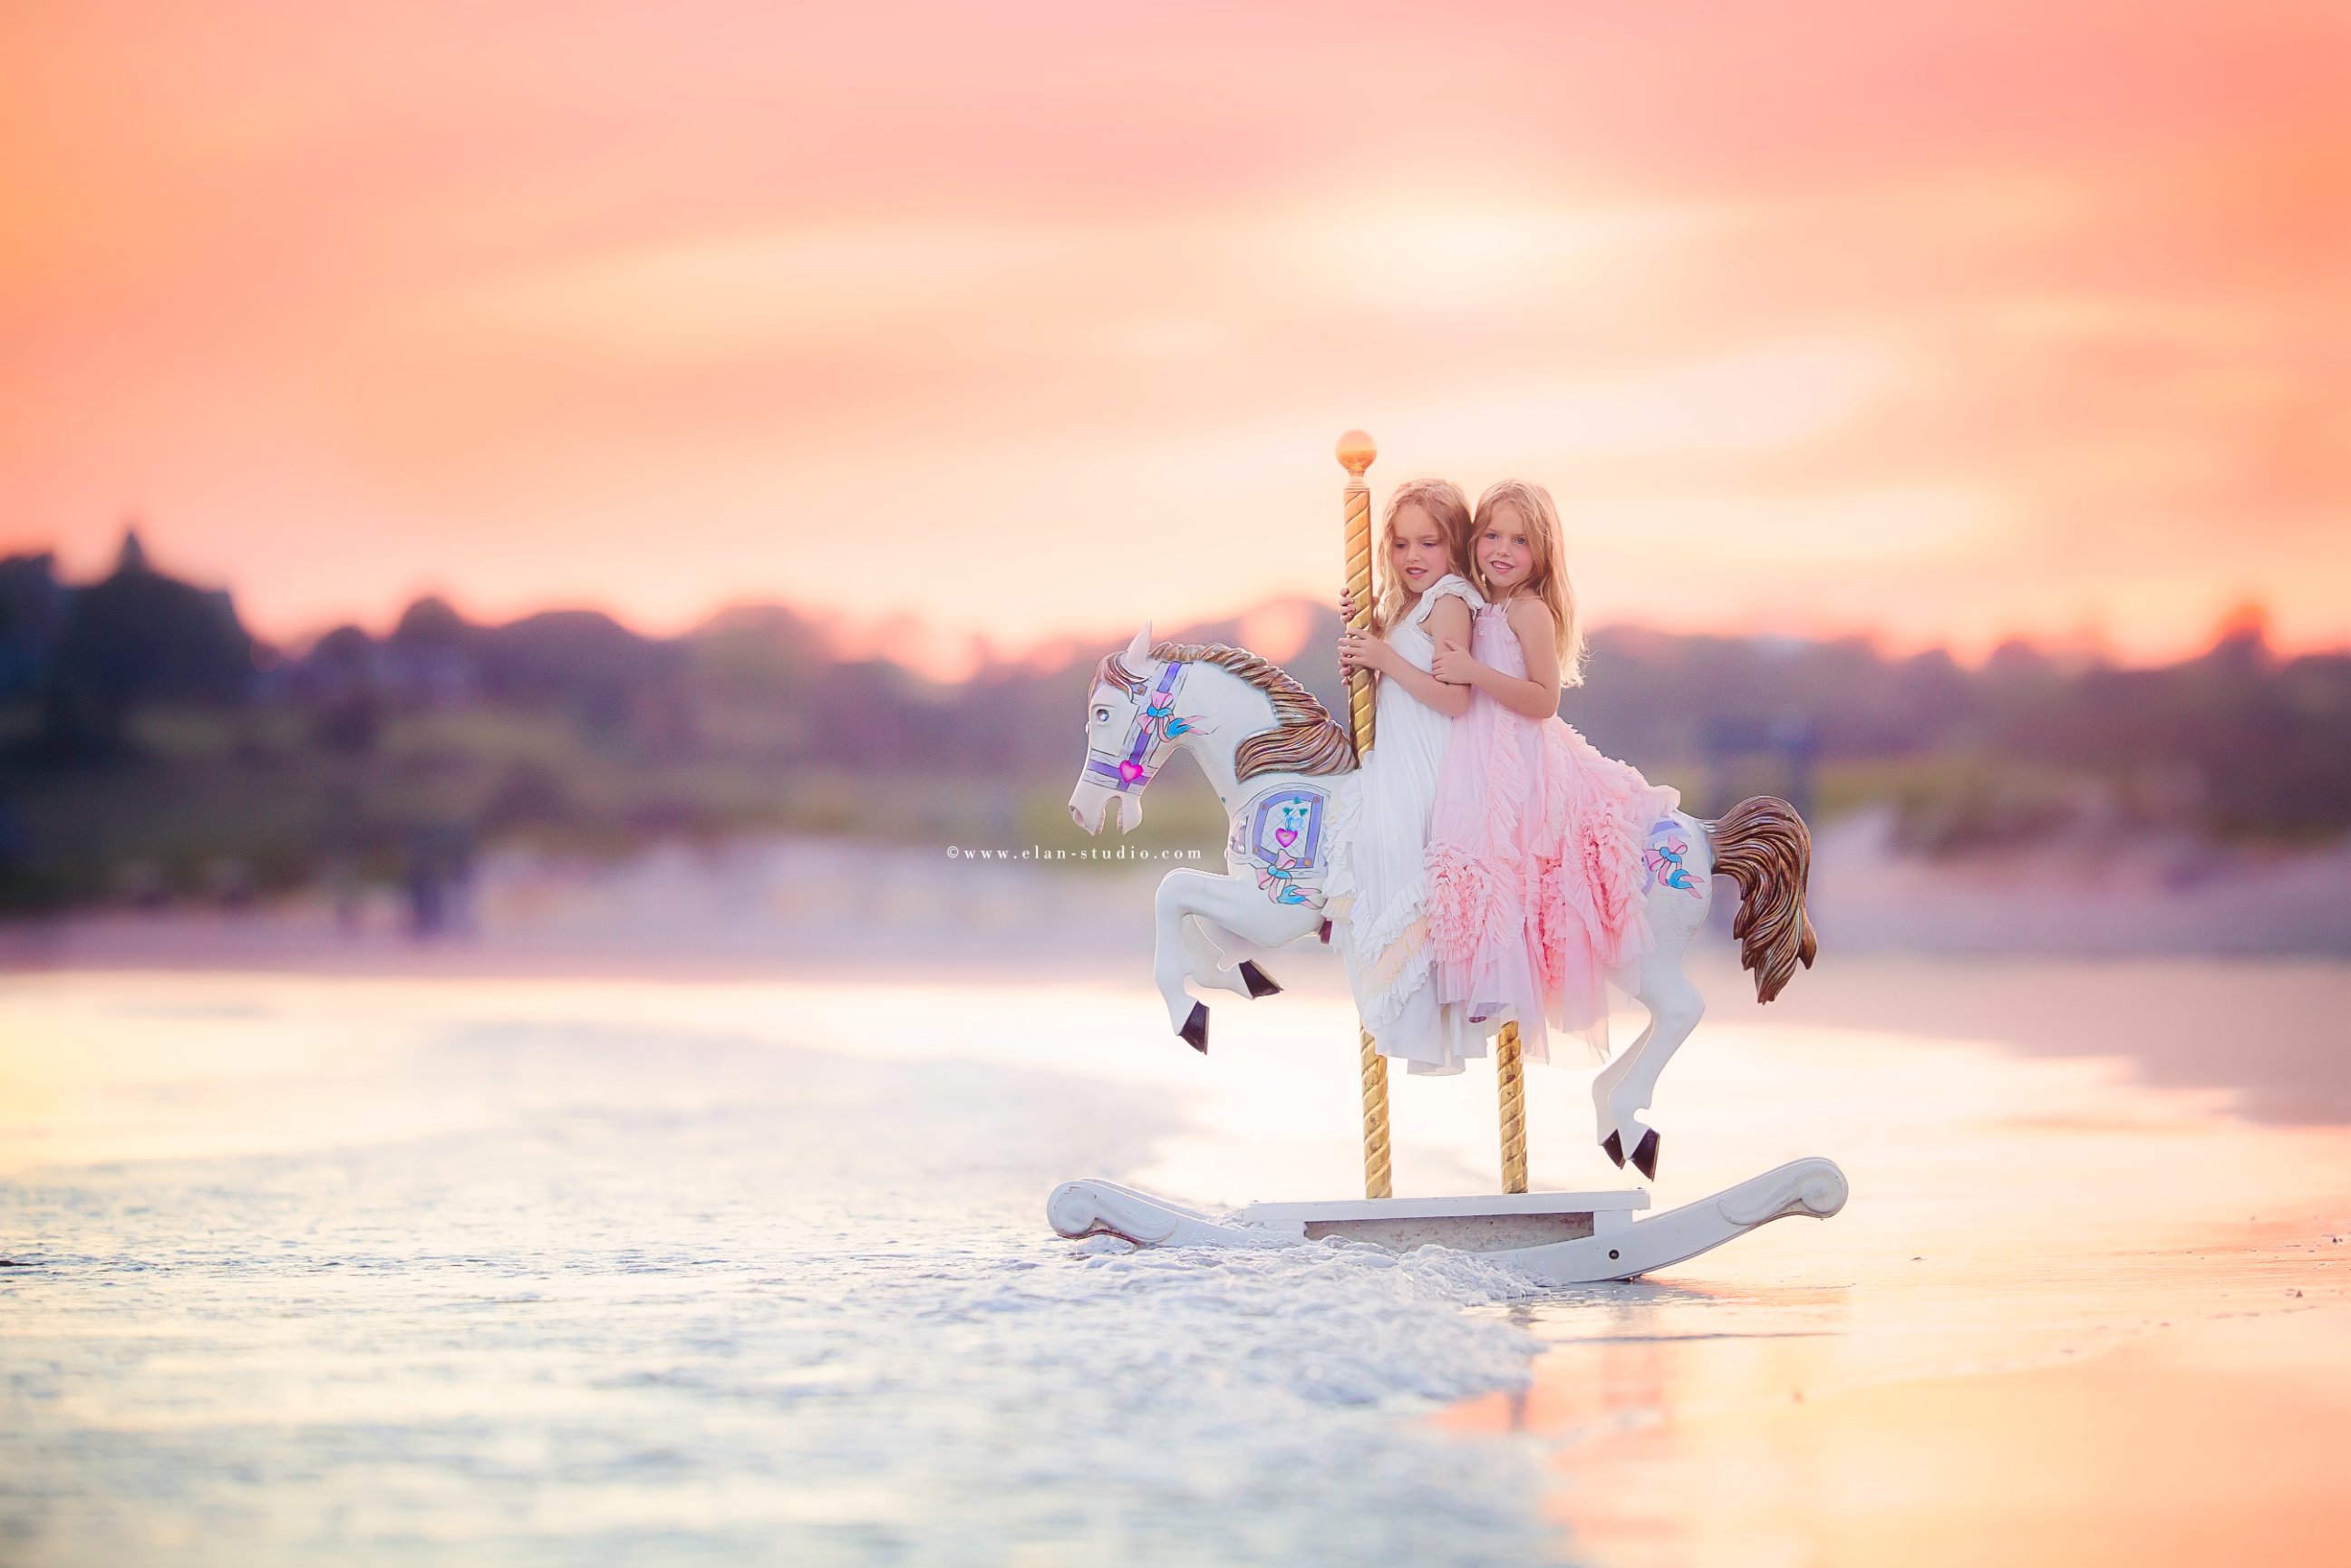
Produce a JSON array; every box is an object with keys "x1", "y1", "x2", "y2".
[
  {"x1": 1179, "y1": 1002, "x2": 1209, "y2": 1054},
  {"x1": 1631, "y1": 1128, "x2": 1660, "y2": 1182},
  {"x1": 1237, "y1": 961, "x2": 1282, "y2": 999},
  {"x1": 1601, "y1": 1130, "x2": 1625, "y2": 1167}
]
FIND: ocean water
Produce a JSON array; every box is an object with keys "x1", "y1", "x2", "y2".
[
  {"x1": 5, "y1": 961, "x2": 2349, "y2": 1567},
  {"x1": 2, "y1": 973, "x2": 1566, "y2": 1567}
]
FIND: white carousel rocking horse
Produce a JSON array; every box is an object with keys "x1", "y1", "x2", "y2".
[
  {"x1": 1048, "y1": 432, "x2": 1847, "y2": 1282},
  {"x1": 1063, "y1": 619, "x2": 1817, "y2": 1180}
]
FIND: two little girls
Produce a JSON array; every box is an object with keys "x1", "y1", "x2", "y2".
[{"x1": 1330, "y1": 478, "x2": 1672, "y2": 1076}]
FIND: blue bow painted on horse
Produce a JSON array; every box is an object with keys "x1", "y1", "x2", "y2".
[{"x1": 1085, "y1": 661, "x2": 1193, "y2": 793}]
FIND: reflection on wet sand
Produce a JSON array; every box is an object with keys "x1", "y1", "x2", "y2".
[
  {"x1": 1428, "y1": 983, "x2": 2351, "y2": 1568},
  {"x1": 1446, "y1": 1302, "x2": 2351, "y2": 1568}
]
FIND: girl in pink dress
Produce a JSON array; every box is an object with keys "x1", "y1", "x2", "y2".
[{"x1": 1424, "y1": 479, "x2": 1679, "y2": 1066}]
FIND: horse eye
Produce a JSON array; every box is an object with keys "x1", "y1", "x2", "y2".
[{"x1": 1093, "y1": 708, "x2": 1110, "y2": 723}]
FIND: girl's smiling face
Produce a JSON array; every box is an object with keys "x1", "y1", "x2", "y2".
[
  {"x1": 1388, "y1": 502, "x2": 1451, "y2": 597},
  {"x1": 1475, "y1": 501, "x2": 1534, "y2": 593}
]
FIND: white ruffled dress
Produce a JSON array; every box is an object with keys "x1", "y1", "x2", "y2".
[{"x1": 1326, "y1": 573, "x2": 1488, "y2": 1076}]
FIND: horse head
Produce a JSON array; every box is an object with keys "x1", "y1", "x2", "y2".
[
  {"x1": 1071, "y1": 624, "x2": 1359, "y2": 841},
  {"x1": 1069, "y1": 623, "x2": 1176, "y2": 836}
]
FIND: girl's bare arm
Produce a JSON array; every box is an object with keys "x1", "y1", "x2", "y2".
[
  {"x1": 1440, "y1": 598, "x2": 1562, "y2": 720},
  {"x1": 1373, "y1": 595, "x2": 1472, "y2": 717}
]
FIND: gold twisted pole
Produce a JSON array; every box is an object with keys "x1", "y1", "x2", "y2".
[
  {"x1": 1496, "y1": 1021, "x2": 1528, "y2": 1193},
  {"x1": 1337, "y1": 429, "x2": 1392, "y2": 1200}
]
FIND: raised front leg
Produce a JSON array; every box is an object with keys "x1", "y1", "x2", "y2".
[
  {"x1": 1151, "y1": 869, "x2": 1322, "y2": 1053},
  {"x1": 1177, "y1": 915, "x2": 1282, "y2": 1001},
  {"x1": 1152, "y1": 871, "x2": 1220, "y2": 1048}
]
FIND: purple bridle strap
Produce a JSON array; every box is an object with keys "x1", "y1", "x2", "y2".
[{"x1": 1085, "y1": 661, "x2": 1185, "y2": 792}]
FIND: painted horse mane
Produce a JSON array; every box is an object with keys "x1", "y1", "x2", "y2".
[{"x1": 1096, "y1": 641, "x2": 1358, "y2": 783}]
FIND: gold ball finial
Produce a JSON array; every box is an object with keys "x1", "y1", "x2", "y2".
[{"x1": 1336, "y1": 430, "x2": 1377, "y2": 478}]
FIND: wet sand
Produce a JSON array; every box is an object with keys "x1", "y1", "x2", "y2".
[
  {"x1": 1416, "y1": 995, "x2": 2351, "y2": 1568},
  {"x1": 1503, "y1": 1304, "x2": 2351, "y2": 1568}
]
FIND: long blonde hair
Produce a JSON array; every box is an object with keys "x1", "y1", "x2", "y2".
[
  {"x1": 1471, "y1": 479, "x2": 1584, "y2": 685},
  {"x1": 1372, "y1": 478, "x2": 1474, "y2": 635}
]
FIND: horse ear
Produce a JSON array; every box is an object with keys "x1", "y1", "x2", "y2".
[{"x1": 1125, "y1": 623, "x2": 1152, "y2": 666}]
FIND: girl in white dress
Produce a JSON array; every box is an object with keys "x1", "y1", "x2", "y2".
[{"x1": 1329, "y1": 478, "x2": 1487, "y2": 1075}]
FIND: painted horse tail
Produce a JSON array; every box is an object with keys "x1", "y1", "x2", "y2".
[{"x1": 1704, "y1": 796, "x2": 1818, "y2": 1004}]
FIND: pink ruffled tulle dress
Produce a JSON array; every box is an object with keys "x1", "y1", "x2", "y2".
[{"x1": 1425, "y1": 602, "x2": 1679, "y2": 1065}]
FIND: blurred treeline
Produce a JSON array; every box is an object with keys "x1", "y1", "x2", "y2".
[{"x1": 2, "y1": 537, "x2": 2346, "y2": 912}]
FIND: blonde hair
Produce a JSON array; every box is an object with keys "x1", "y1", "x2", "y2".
[
  {"x1": 1471, "y1": 479, "x2": 1584, "y2": 685},
  {"x1": 1372, "y1": 478, "x2": 1474, "y2": 635}
]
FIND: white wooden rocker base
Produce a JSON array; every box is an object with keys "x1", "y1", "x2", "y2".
[{"x1": 1047, "y1": 1157, "x2": 1848, "y2": 1284}]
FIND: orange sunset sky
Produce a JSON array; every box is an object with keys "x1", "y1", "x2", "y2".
[{"x1": 3, "y1": 2, "x2": 2346, "y2": 668}]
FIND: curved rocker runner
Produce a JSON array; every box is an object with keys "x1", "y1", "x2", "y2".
[{"x1": 1047, "y1": 1158, "x2": 1849, "y2": 1285}]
